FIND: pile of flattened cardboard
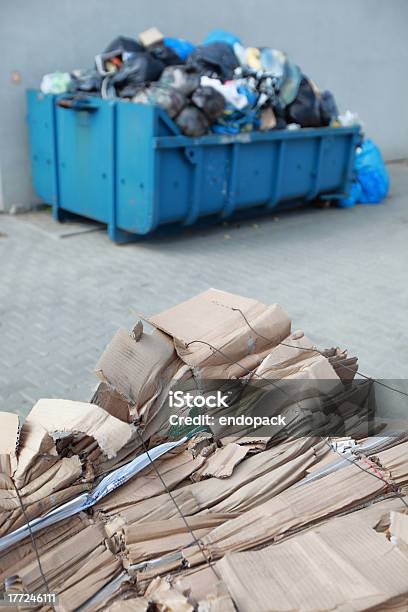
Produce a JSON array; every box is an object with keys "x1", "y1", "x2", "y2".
[{"x1": 1, "y1": 289, "x2": 408, "y2": 611}]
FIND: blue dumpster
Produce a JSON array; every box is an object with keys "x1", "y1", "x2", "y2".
[{"x1": 27, "y1": 90, "x2": 361, "y2": 243}]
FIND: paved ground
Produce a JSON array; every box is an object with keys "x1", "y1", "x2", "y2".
[{"x1": 1, "y1": 162, "x2": 407, "y2": 419}]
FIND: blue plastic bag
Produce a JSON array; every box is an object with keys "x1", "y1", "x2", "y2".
[
  {"x1": 203, "y1": 29, "x2": 241, "y2": 47},
  {"x1": 212, "y1": 86, "x2": 259, "y2": 134},
  {"x1": 338, "y1": 181, "x2": 362, "y2": 208},
  {"x1": 357, "y1": 139, "x2": 390, "y2": 203},
  {"x1": 339, "y1": 139, "x2": 389, "y2": 208},
  {"x1": 163, "y1": 37, "x2": 195, "y2": 61}
]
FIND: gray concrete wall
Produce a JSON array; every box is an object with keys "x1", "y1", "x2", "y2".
[{"x1": 0, "y1": 0, "x2": 407, "y2": 211}]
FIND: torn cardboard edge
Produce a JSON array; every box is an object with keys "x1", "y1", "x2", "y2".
[
  {"x1": 26, "y1": 399, "x2": 134, "y2": 460},
  {"x1": 0, "y1": 412, "x2": 20, "y2": 478}
]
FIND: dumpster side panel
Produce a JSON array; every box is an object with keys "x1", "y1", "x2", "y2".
[
  {"x1": 319, "y1": 133, "x2": 355, "y2": 193},
  {"x1": 279, "y1": 138, "x2": 317, "y2": 200},
  {"x1": 156, "y1": 140, "x2": 281, "y2": 223},
  {"x1": 26, "y1": 90, "x2": 58, "y2": 206},
  {"x1": 157, "y1": 144, "x2": 232, "y2": 225},
  {"x1": 116, "y1": 103, "x2": 156, "y2": 234},
  {"x1": 56, "y1": 98, "x2": 115, "y2": 224},
  {"x1": 155, "y1": 149, "x2": 191, "y2": 224},
  {"x1": 235, "y1": 141, "x2": 280, "y2": 208},
  {"x1": 199, "y1": 145, "x2": 230, "y2": 216},
  {"x1": 152, "y1": 128, "x2": 359, "y2": 229}
]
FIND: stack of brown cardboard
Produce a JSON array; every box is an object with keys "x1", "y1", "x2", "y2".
[
  {"x1": 0, "y1": 398, "x2": 136, "y2": 538},
  {"x1": 0, "y1": 289, "x2": 407, "y2": 611}
]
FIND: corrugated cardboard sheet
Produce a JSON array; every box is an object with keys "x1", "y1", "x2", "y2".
[{"x1": 1, "y1": 290, "x2": 407, "y2": 611}]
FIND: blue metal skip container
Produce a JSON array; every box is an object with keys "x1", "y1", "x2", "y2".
[{"x1": 27, "y1": 90, "x2": 360, "y2": 243}]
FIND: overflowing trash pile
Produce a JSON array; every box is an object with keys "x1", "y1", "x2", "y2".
[
  {"x1": 1, "y1": 289, "x2": 407, "y2": 610},
  {"x1": 40, "y1": 27, "x2": 350, "y2": 137}
]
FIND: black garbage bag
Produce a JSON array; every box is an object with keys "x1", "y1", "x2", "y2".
[
  {"x1": 275, "y1": 114, "x2": 288, "y2": 129},
  {"x1": 319, "y1": 90, "x2": 339, "y2": 126},
  {"x1": 150, "y1": 45, "x2": 182, "y2": 67},
  {"x1": 191, "y1": 86, "x2": 225, "y2": 121},
  {"x1": 176, "y1": 105, "x2": 210, "y2": 136},
  {"x1": 273, "y1": 104, "x2": 288, "y2": 129},
  {"x1": 188, "y1": 42, "x2": 239, "y2": 80},
  {"x1": 70, "y1": 69, "x2": 102, "y2": 93},
  {"x1": 133, "y1": 84, "x2": 187, "y2": 118},
  {"x1": 159, "y1": 65, "x2": 200, "y2": 96},
  {"x1": 104, "y1": 36, "x2": 143, "y2": 54},
  {"x1": 96, "y1": 37, "x2": 145, "y2": 77},
  {"x1": 285, "y1": 77, "x2": 322, "y2": 128},
  {"x1": 111, "y1": 52, "x2": 165, "y2": 97}
]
